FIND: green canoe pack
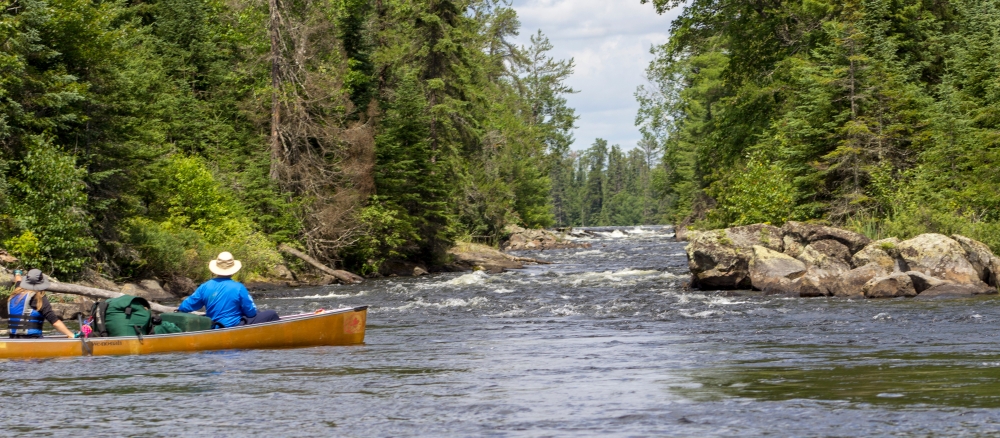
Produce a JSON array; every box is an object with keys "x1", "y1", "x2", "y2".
[
  {"x1": 158, "y1": 312, "x2": 214, "y2": 332},
  {"x1": 88, "y1": 295, "x2": 184, "y2": 337}
]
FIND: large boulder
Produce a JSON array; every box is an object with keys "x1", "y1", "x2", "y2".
[
  {"x1": 832, "y1": 263, "x2": 893, "y2": 298},
  {"x1": 863, "y1": 273, "x2": 917, "y2": 298},
  {"x1": 686, "y1": 225, "x2": 783, "y2": 289},
  {"x1": 749, "y1": 245, "x2": 806, "y2": 293},
  {"x1": 851, "y1": 238, "x2": 901, "y2": 270},
  {"x1": 896, "y1": 234, "x2": 984, "y2": 286},
  {"x1": 797, "y1": 240, "x2": 852, "y2": 272},
  {"x1": 725, "y1": 224, "x2": 784, "y2": 252},
  {"x1": 795, "y1": 267, "x2": 841, "y2": 297},
  {"x1": 951, "y1": 234, "x2": 1000, "y2": 289},
  {"x1": 783, "y1": 235, "x2": 806, "y2": 258},
  {"x1": 782, "y1": 221, "x2": 871, "y2": 254},
  {"x1": 448, "y1": 242, "x2": 523, "y2": 274}
]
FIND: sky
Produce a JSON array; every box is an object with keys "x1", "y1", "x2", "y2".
[{"x1": 510, "y1": 0, "x2": 683, "y2": 151}]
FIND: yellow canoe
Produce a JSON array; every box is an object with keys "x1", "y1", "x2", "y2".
[{"x1": 0, "y1": 306, "x2": 367, "y2": 360}]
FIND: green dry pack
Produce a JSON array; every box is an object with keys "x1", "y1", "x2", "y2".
[
  {"x1": 101, "y1": 295, "x2": 156, "y2": 337},
  {"x1": 158, "y1": 312, "x2": 214, "y2": 332}
]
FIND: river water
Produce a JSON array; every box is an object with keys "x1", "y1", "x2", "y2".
[{"x1": 5, "y1": 226, "x2": 1000, "y2": 436}]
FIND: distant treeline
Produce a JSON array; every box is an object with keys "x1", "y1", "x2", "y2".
[
  {"x1": 0, "y1": 0, "x2": 578, "y2": 279},
  {"x1": 549, "y1": 138, "x2": 667, "y2": 227},
  {"x1": 638, "y1": 0, "x2": 1000, "y2": 250}
]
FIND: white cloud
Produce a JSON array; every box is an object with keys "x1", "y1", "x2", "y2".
[{"x1": 511, "y1": 0, "x2": 681, "y2": 150}]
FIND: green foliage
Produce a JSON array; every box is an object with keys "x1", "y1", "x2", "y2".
[
  {"x1": 707, "y1": 156, "x2": 799, "y2": 226},
  {"x1": 4, "y1": 138, "x2": 95, "y2": 274},
  {"x1": 345, "y1": 198, "x2": 416, "y2": 276},
  {"x1": 123, "y1": 155, "x2": 281, "y2": 280},
  {"x1": 639, "y1": 0, "x2": 1000, "y2": 249},
  {"x1": 0, "y1": 0, "x2": 576, "y2": 279}
]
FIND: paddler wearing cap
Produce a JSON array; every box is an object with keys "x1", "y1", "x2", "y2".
[
  {"x1": 6, "y1": 269, "x2": 76, "y2": 338},
  {"x1": 177, "y1": 252, "x2": 280, "y2": 328}
]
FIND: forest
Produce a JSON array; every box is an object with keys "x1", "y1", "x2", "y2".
[
  {"x1": 0, "y1": 0, "x2": 604, "y2": 281},
  {"x1": 15, "y1": 0, "x2": 999, "y2": 282},
  {"x1": 637, "y1": 0, "x2": 1000, "y2": 250}
]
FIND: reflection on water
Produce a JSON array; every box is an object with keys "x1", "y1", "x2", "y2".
[
  {"x1": 4, "y1": 225, "x2": 1000, "y2": 436},
  {"x1": 685, "y1": 350, "x2": 1000, "y2": 408}
]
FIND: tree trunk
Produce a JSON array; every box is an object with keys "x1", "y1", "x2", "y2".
[
  {"x1": 278, "y1": 244, "x2": 364, "y2": 284},
  {"x1": 45, "y1": 283, "x2": 177, "y2": 314},
  {"x1": 268, "y1": 0, "x2": 283, "y2": 179}
]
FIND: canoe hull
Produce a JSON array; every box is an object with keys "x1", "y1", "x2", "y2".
[{"x1": 0, "y1": 307, "x2": 367, "y2": 359}]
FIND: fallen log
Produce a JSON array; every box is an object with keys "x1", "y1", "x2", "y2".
[
  {"x1": 46, "y1": 282, "x2": 177, "y2": 314},
  {"x1": 278, "y1": 244, "x2": 363, "y2": 284}
]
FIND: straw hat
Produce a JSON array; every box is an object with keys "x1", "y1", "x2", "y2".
[
  {"x1": 19, "y1": 269, "x2": 51, "y2": 291},
  {"x1": 209, "y1": 252, "x2": 242, "y2": 276}
]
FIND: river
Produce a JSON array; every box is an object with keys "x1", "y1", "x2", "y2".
[{"x1": 5, "y1": 226, "x2": 1000, "y2": 436}]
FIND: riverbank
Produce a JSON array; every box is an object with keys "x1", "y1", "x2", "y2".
[{"x1": 0, "y1": 226, "x2": 583, "y2": 319}]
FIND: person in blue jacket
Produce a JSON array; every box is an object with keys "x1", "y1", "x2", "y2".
[
  {"x1": 7, "y1": 269, "x2": 76, "y2": 338},
  {"x1": 177, "y1": 252, "x2": 279, "y2": 328}
]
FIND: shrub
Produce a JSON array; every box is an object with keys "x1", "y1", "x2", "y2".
[
  {"x1": 707, "y1": 156, "x2": 799, "y2": 226},
  {"x1": 3, "y1": 138, "x2": 96, "y2": 275}
]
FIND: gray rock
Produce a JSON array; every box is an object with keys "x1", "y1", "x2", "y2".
[
  {"x1": 271, "y1": 264, "x2": 296, "y2": 281},
  {"x1": 833, "y1": 263, "x2": 894, "y2": 298},
  {"x1": 749, "y1": 245, "x2": 806, "y2": 293},
  {"x1": 781, "y1": 221, "x2": 871, "y2": 254},
  {"x1": 685, "y1": 225, "x2": 784, "y2": 289},
  {"x1": 686, "y1": 232, "x2": 752, "y2": 289},
  {"x1": 726, "y1": 224, "x2": 784, "y2": 252},
  {"x1": 897, "y1": 234, "x2": 983, "y2": 286},
  {"x1": 863, "y1": 273, "x2": 917, "y2": 298},
  {"x1": 49, "y1": 298, "x2": 94, "y2": 320},
  {"x1": 905, "y1": 271, "x2": 946, "y2": 293},
  {"x1": 951, "y1": 234, "x2": 1000, "y2": 289},
  {"x1": 78, "y1": 269, "x2": 120, "y2": 292},
  {"x1": 783, "y1": 235, "x2": 806, "y2": 258},
  {"x1": 794, "y1": 267, "x2": 840, "y2": 297},
  {"x1": 797, "y1": 240, "x2": 852, "y2": 272},
  {"x1": 121, "y1": 281, "x2": 174, "y2": 302},
  {"x1": 851, "y1": 238, "x2": 901, "y2": 270}
]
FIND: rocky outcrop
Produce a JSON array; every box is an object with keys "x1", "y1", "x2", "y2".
[
  {"x1": 748, "y1": 246, "x2": 805, "y2": 294},
  {"x1": 686, "y1": 224, "x2": 788, "y2": 289},
  {"x1": 896, "y1": 234, "x2": 984, "y2": 286},
  {"x1": 797, "y1": 240, "x2": 852, "y2": 272},
  {"x1": 448, "y1": 242, "x2": 524, "y2": 274},
  {"x1": 851, "y1": 238, "x2": 900, "y2": 270},
  {"x1": 782, "y1": 221, "x2": 871, "y2": 254},
  {"x1": 503, "y1": 225, "x2": 591, "y2": 251},
  {"x1": 685, "y1": 223, "x2": 1000, "y2": 300},
  {"x1": 952, "y1": 234, "x2": 1000, "y2": 287}
]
